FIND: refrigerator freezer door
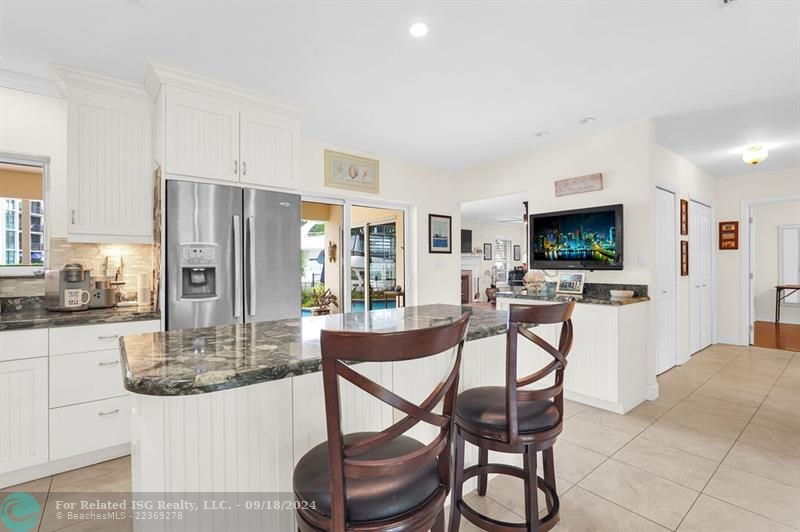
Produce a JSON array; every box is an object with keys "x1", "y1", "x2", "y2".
[
  {"x1": 243, "y1": 188, "x2": 301, "y2": 322},
  {"x1": 166, "y1": 180, "x2": 243, "y2": 330}
]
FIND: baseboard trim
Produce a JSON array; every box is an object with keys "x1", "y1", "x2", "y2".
[
  {"x1": 1, "y1": 444, "x2": 130, "y2": 489},
  {"x1": 646, "y1": 383, "x2": 660, "y2": 401},
  {"x1": 715, "y1": 335, "x2": 746, "y2": 346}
]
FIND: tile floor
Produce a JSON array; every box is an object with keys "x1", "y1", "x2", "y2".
[{"x1": 4, "y1": 344, "x2": 798, "y2": 532}]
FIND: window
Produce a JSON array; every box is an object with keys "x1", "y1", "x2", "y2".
[
  {"x1": 494, "y1": 238, "x2": 512, "y2": 283},
  {"x1": 780, "y1": 225, "x2": 800, "y2": 304},
  {"x1": 0, "y1": 161, "x2": 46, "y2": 271}
]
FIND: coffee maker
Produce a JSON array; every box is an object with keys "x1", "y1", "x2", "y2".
[{"x1": 45, "y1": 264, "x2": 93, "y2": 312}]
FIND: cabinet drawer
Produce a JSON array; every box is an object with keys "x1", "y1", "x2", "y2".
[
  {"x1": 49, "y1": 320, "x2": 160, "y2": 355},
  {"x1": 0, "y1": 329, "x2": 48, "y2": 362},
  {"x1": 50, "y1": 350, "x2": 127, "y2": 408},
  {"x1": 50, "y1": 396, "x2": 130, "y2": 460}
]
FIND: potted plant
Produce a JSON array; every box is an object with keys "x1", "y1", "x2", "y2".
[
  {"x1": 309, "y1": 285, "x2": 339, "y2": 316},
  {"x1": 484, "y1": 267, "x2": 498, "y2": 303}
]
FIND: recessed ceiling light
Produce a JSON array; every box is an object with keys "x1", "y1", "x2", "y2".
[
  {"x1": 742, "y1": 144, "x2": 768, "y2": 165},
  {"x1": 535, "y1": 131, "x2": 549, "y2": 137},
  {"x1": 409, "y1": 22, "x2": 428, "y2": 37},
  {"x1": 579, "y1": 117, "x2": 596, "y2": 124}
]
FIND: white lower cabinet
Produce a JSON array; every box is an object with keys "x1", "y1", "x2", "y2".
[
  {"x1": 0, "y1": 357, "x2": 49, "y2": 474},
  {"x1": 50, "y1": 396, "x2": 131, "y2": 460},
  {"x1": 50, "y1": 349, "x2": 127, "y2": 408}
]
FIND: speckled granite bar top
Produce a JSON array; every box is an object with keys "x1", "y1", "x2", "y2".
[
  {"x1": 0, "y1": 305, "x2": 160, "y2": 331},
  {"x1": 121, "y1": 304, "x2": 508, "y2": 396},
  {"x1": 495, "y1": 292, "x2": 650, "y2": 306}
]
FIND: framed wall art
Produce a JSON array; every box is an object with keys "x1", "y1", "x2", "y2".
[
  {"x1": 324, "y1": 149, "x2": 380, "y2": 194},
  {"x1": 513, "y1": 244, "x2": 521, "y2": 261},
  {"x1": 428, "y1": 214, "x2": 452, "y2": 253},
  {"x1": 719, "y1": 221, "x2": 739, "y2": 250},
  {"x1": 483, "y1": 243, "x2": 492, "y2": 260},
  {"x1": 680, "y1": 199, "x2": 688, "y2": 235},
  {"x1": 680, "y1": 240, "x2": 689, "y2": 276}
]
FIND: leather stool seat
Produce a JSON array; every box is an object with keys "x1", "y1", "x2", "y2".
[{"x1": 456, "y1": 386, "x2": 560, "y2": 435}]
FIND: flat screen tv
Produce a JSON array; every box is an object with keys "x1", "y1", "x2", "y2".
[{"x1": 530, "y1": 204, "x2": 623, "y2": 270}]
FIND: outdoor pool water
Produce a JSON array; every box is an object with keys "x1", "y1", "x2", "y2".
[{"x1": 300, "y1": 300, "x2": 397, "y2": 317}]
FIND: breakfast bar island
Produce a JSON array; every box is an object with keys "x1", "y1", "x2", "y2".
[{"x1": 120, "y1": 300, "x2": 649, "y2": 531}]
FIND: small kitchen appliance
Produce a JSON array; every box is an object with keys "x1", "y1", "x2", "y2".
[
  {"x1": 45, "y1": 263, "x2": 93, "y2": 311},
  {"x1": 89, "y1": 278, "x2": 117, "y2": 309}
]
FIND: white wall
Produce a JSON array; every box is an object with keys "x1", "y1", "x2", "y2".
[
  {"x1": 715, "y1": 167, "x2": 800, "y2": 343},
  {"x1": 0, "y1": 88, "x2": 68, "y2": 237},
  {"x1": 649, "y1": 140, "x2": 716, "y2": 360},
  {"x1": 752, "y1": 201, "x2": 800, "y2": 324},
  {"x1": 300, "y1": 138, "x2": 460, "y2": 307}
]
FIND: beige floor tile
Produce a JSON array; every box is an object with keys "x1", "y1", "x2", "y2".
[
  {"x1": 613, "y1": 436, "x2": 718, "y2": 490},
  {"x1": 716, "y1": 368, "x2": 781, "y2": 387},
  {"x1": 639, "y1": 420, "x2": 734, "y2": 461},
  {"x1": 693, "y1": 381, "x2": 765, "y2": 408},
  {"x1": 542, "y1": 439, "x2": 607, "y2": 484},
  {"x1": 723, "y1": 441, "x2": 800, "y2": 489},
  {"x1": 484, "y1": 473, "x2": 572, "y2": 518},
  {"x1": 579, "y1": 459, "x2": 698, "y2": 530},
  {"x1": 0, "y1": 475, "x2": 52, "y2": 494},
  {"x1": 552, "y1": 486, "x2": 669, "y2": 532},
  {"x1": 750, "y1": 406, "x2": 800, "y2": 434},
  {"x1": 679, "y1": 393, "x2": 757, "y2": 422},
  {"x1": 662, "y1": 403, "x2": 749, "y2": 439},
  {"x1": 725, "y1": 359, "x2": 788, "y2": 376},
  {"x1": 738, "y1": 423, "x2": 800, "y2": 458},
  {"x1": 742, "y1": 346, "x2": 795, "y2": 360},
  {"x1": 629, "y1": 400, "x2": 673, "y2": 419},
  {"x1": 453, "y1": 490, "x2": 524, "y2": 531},
  {"x1": 560, "y1": 416, "x2": 633, "y2": 456},
  {"x1": 704, "y1": 374, "x2": 773, "y2": 396},
  {"x1": 54, "y1": 517, "x2": 134, "y2": 532},
  {"x1": 562, "y1": 399, "x2": 588, "y2": 419},
  {"x1": 666, "y1": 364, "x2": 719, "y2": 384},
  {"x1": 704, "y1": 464, "x2": 800, "y2": 529},
  {"x1": 656, "y1": 375, "x2": 702, "y2": 397},
  {"x1": 769, "y1": 383, "x2": 800, "y2": 401},
  {"x1": 51, "y1": 456, "x2": 131, "y2": 490},
  {"x1": 574, "y1": 406, "x2": 656, "y2": 436},
  {"x1": 40, "y1": 491, "x2": 132, "y2": 532},
  {"x1": 677, "y1": 494, "x2": 796, "y2": 532},
  {"x1": 760, "y1": 395, "x2": 800, "y2": 417}
]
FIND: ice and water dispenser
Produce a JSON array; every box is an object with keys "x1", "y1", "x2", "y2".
[{"x1": 179, "y1": 243, "x2": 218, "y2": 300}]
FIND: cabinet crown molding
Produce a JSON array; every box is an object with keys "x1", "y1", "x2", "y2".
[
  {"x1": 145, "y1": 62, "x2": 307, "y2": 119},
  {"x1": 51, "y1": 64, "x2": 151, "y2": 102},
  {"x1": 0, "y1": 69, "x2": 64, "y2": 99}
]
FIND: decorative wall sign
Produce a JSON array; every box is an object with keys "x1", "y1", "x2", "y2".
[
  {"x1": 483, "y1": 243, "x2": 492, "y2": 261},
  {"x1": 556, "y1": 272, "x2": 586, "y2": 295},
  {"x1": 719, "y1": 221, "x2": 739, "y2": 250},
  {"x1": 554, "y1": 173, "x2": 603, "y2": 197},
  {"x1": 324, "y1": 149, "x2": 380, "y2": 194},
  {"x1": 428, "y1": 214, "x2": 452, "y2": 253},
  {"x1": 680, "y1": 240, "x2": 689, "y2": 276},
  {"x1": 680, "y1": 199, "x2": 688, "y2": 235},
  {"x1": 513, "y1": 244, "x2": 521, "y2": 261}
]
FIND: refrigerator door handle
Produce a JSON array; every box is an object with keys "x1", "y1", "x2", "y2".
[
  {"x1": 233, "y1": 215, "x2": 242, "y2": 318},
  {"x1": 248, "y1": 216, "x2": 256, "y2": 317}
]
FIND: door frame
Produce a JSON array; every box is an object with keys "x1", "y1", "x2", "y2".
[
  {"x1": 688, "y1": 198, "x2": 714, "y2": 353},
  {"x1": 739, "y1": 194, "x2": 800, "y2": 345},
  {"x1": 654, "y1": 186, "x2": 680, "y2": 373}
]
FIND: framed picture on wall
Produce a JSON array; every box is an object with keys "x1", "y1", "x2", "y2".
[
  {"x1": 483, "y1": 243, "x2": 492, "y2": 260},
  {"x1": 680, "y1": 199, "x2": 689, "y2": 235},
  {"x1": 681, "y1": 240, "x2": 689, "y2": 276},
  {"x1": 428, "y1": 214, "x2": 452, "y2": 253},
  {"x1": 324, "y1": 149, "x2": 380, "y2": 194},
  {"x1": 719, "y1": 221, "x2": 739, "y2": 250},
  {"x1": 513, "y1": 244, "x2": 521, "y2": 261},
  {"x1": 556, "y1": 272, "x2": 586, "y2": 295}
]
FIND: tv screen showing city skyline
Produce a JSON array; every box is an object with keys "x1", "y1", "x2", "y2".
[{"x1": 531, "y1": 207, "x2": 620, "y2": 267}]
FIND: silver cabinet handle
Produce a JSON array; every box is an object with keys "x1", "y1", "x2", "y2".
[
  {"x1": 98, "y1": 409, "x2": 119, "y2": 417},
  {"x1": 97, "y1": 334, "x2": 119, "y2": 340},
  {"x1": 98, "y1": 360, "x2": 119, "y2": 367},
  {"x1": 242, "y1": 161, "x2": 247, "y2": 175},
  {"x1": 234, "y1": 160, "x2": 238, "y2": 175},
  {"x1": 233, "y1": 215, "x2": 242, "y2": 318},
  {"x1": 248, "y1": 216, "x2": 256, "y2": 317},
  {"x1": 71, "y1": 209, "x2": 76, "y2": 224}
]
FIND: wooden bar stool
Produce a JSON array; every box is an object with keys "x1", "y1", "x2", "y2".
[
  {"x1": 449, "y1": 301, "x2": 575, "y2": 532},
  {"x1": 293, "y1": 312, "x2": 470, "y2": 532}
]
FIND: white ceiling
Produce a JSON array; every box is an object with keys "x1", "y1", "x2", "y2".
[
  {"x1": 461, "y1": 192, "x2": 528, "y2": 224},
  {"x1": 1, "y1": 1, "x2": 798, "y2": 171},
  {"x1": 654, "y1": 94, "x2": 800, "y2": 177}
]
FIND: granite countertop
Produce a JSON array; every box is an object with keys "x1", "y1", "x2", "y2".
[
  {"x1": 495, "y1": 291, "x2": 650, "y2": 306},
  {"x1": 121, "y1": 304, "x2": 509, "y2": 397},
  {"x1": 0, "y1": 305, "x2": 161, "y2": 331}
]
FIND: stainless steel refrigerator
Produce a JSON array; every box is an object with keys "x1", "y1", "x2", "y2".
[{"x1": 165, "y1": 180, "x2": 300, "y2": 330}]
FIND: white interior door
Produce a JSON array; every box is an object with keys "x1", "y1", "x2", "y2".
[
  {"x1": 655, "y1": 188, "x2": 678, "y2": 373},
  {"x1": 689, "y1": 201, "x2": 713, "y2": 353}
]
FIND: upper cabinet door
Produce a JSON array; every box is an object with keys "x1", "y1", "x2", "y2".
[
  {"x1": 67, "y1": 88, "x2": 154, "y2": 243},
  {"x1": 165, "y1": 87, "x2": 240, "y2": 182},
  {"x1": 240, "y1": 106, "x2": 300, "y2": 190}
]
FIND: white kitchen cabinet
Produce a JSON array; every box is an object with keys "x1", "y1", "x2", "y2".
[
  {"x1": 49, "y1": 349, "x2": 127, "y2": 408},
  {"x1": 240, "y1": 106, "x2": 300, "y2": 190},
  {"x1": 0, "y1": 357, "x2": 49, "y2": 473},
  {"x1": 50, "y1": 395, "x2": 131, "y2": 460},
  {"x1": 0, "y1": 328, "x2": 48, "y2": 362},
  {"x1": 55, "y1": 66, "x2": 154, "y2": 243},
  {"x1": 165, "y1": 86, "x2": 241, "y2": 182}
]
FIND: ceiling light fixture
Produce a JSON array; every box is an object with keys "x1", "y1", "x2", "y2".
[
  {"x1": 742, "y1": 144, "x2": 769, "y2": 166},
  {"x1": 535, "y1": 131, "x2": 549, "y2": 137},
  {"x1": 409, "y1": 22, "x2": 428, "y2": 37},
  {"x1": 579, "y1": 117, "x2": 596, "y2": 124}
]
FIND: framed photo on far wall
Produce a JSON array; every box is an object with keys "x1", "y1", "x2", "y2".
[
  {"x1": 719, "y1": 221, "x2": 739, "y2": 250},
  {"x1": 513, "y1": 244, "x2": 521, "y2": 261},
  {"x1": 680, "y1": 199, "x2": 689, "y2": 235},
  {"x1": 483, "y1": 243, "x2": 492, "y2": 260},
  {"x1": 556, "y1": 272, "x2": 586, "y2": 295},
  {"x1": 428, "y1": 214, "x2": 452, "y2": 253},
  {"x1": 681, "y1": 240, "x2": 689, "y2": 276}
]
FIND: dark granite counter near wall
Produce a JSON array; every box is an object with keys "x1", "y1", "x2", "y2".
[
  {"x1": 121, "y1": 304, "x2": 509, "y2": 397},
  {"x1": 496, "y1": 282, "x2": 650, "y2": 306},
  {"x1": 0, "y1": 298, "x2": 160, "y2": 331}
]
